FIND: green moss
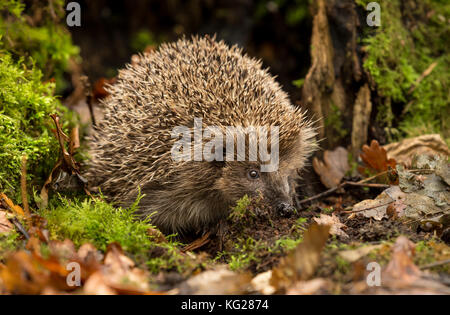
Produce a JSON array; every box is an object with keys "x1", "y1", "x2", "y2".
[
  {"x1": 0, "y1": 0, "x2": 80, "y2": 91},
  {"x1": 414, "y1": 240, "x2": 450, "y2": 274},
  {"x1": 362, "y1": 0, "x2": 449, "y2": 141},
  {"x1": 0, "y1": 54, "x2": 74, "y2": 201},
  {"x1": 39, "y1": 194, "x2": 196, "y2": 273},
  {"x1": 292, "y1": 78, "x2": 305, "y2": 89},
  {"x1": 254, "y1": 0, "x2": 310, "y2": 26},
  {"x1": 228, "y1": 194, "x2": 252, "y2": 221},
  {"x1": 0, "y1": 230, "x2": 20, "y2": 261},
  {"x1": 227, "y1": 237, "x2": 264, "y2": 271},
  {"x1": 219, "y1": 195, "x2": 307, "y2": 271},
  {"x1": 130, "y1": 29, "x2": 160, "y2": 52}
]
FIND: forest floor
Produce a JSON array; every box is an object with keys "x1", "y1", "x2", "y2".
[{"x1": 0, "y1": 112, "x2": 449, "y2": 294}]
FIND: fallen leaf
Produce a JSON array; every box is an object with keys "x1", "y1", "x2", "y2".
[
  {"x1": 313, "y1": 147, "x2": 349, "y2": 188},
  {"x1": 92, "y1": 77, "x2": 116, "y2": 102},
  {"x1": 352, "y1": 186, "x2": 405, "y2": 220},
  {"x1": 0, "y1": 193, "x2": 26, "y2": 218},
  {"x1": 271, "y1": 224, "x2": 330, "y2": 291},
  {"x1": 178, "y1": 265, "x2": 252, "y2": 295},
  {"x1": 251, "y1": 270, "x2": 275, "y2": 295},
  {"x1": 351, "y1": 236, "x2": 450, "y2": 294},
  {"x1": 339, "y1": 244, "x2": 382, "y2": 263},
  {"x1": 0, "y1": 211, "x2": 13, "y2": 234},
  {"x1": 314, "y1": 213, "x2": 349, "y2": 238},
  {"x1": 359, "y1": 140, "x2": 396, "y2": 174},
  {"x1": 286, "y1": 278, "x2": 331, "y2": 295}
]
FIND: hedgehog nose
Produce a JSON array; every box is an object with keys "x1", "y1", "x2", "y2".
[{"x1": 276, "y1": 202, "x2": 295, "y2": 217}]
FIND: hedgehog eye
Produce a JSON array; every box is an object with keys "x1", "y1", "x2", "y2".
[{"x1": 248, "y1": 170, "x2": 260, "y2": 180}]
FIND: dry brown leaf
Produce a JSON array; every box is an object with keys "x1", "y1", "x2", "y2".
[
  {"x1": 178, "y1": 265, "x2": 252, "y2": 295},
  {"x1": 313, "y1": 213, "x2": 349, "y2": 238},
  {"x1": 313, "y1": 147, "x2": 349, "y2": 188},
  {"x1": 384, "y1": 134, "x2": 450, "y2": 167},
  {"x1": 351, "y1": 236, "x2": 450, "y2": 294},
  {"x1": 338, "y1": 244, "x2": 382, "y2": 263},
  {"x1": 0, "y1": 211, "x2": 13, "y2": 234},
  {"x1": 251, "y1": 270, "x2": 275, "y2": 295},
  {"x1": 352, "y1": 186, "x2": 405, "y2": 220},
  {"x1": 286, "y1": 278, "x2": 331, "y2": 295},
  {"x1": 360, "y1": 140, "x2": 396, "y2": 173},
  {"x1": 92, "y1": 77, "x2": 116, "y2": 102},
  {"x1": 83, "y1": 271, "x2": 117, "y2": 295},
  {"x1": 89, "y1": 243, "x2": 151, "y2": 294},
  {"x1": 0, "y1": 193, "x2": 26, "y2": 218},
  {"x1": 271, "y1": 224, "x2": 330, "y2": 291}
]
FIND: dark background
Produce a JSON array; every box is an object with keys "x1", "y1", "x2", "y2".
[{"x1": 69, "y1": 0, "x2": 313, "y2": 103}]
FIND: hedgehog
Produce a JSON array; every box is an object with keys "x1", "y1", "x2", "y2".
[{"x1": 86, "y1": 36, "x2": 317, "y2": 235}]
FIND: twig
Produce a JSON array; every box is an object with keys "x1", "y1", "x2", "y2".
[
  {"x1": 81, "y1": 76, "x2": 96, "y2": 126},
  {"x1": 297, "y1": 185, "x2": 341, "y2": 206},
  {"x1": 420, "y1": 259, "x2": 450, "y2": 270},
  {"x1": 341, "y1": 201, "x2": 393, "y2": 214},
  {"x1": 297, "y1": 170, "x2": 390, "y2": 206},
  {"x1": 182, "y1": 231, "x2": 211, "y2": 252},
  {"x1": 345, "y1": 182, "x2": 389, "y2": 188},
  {"x1": 408, "y1": 61, "x2": 438, "y2": 94},
  {"x1": 20, "y1": 155, "x2": 32, "y2": 223},
  {"x1": 11, "y1": 217, "x2": 29, "y2": 240},
  {"x1": 357, "y1": 170, "x2": 389, "y2": 184}
]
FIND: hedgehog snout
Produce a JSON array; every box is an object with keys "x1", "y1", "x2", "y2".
[{"x1": 275, "y1": 201, "x2": 295, "y2": 217}]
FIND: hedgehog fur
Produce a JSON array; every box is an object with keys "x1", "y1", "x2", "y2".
[{"x1": 87, "y1": 35, "x2": 317, "y2": 235}]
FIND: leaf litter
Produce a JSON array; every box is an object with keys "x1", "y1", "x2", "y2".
[{"x1": 0, "y1": 122, "x2": 449, "y2": 295}]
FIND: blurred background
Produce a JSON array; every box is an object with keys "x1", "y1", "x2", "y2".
[{"x1": 70, "y1": 0, "x2": 313, "y2": 102}]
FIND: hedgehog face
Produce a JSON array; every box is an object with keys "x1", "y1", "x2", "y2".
[{"x1": 215, "y1": 161, "x2": 297, "y2": 216}]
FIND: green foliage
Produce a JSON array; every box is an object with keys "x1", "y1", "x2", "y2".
[
  {"x1": 254, "y1": 0, "x2": 310, "y2": 26},
  {"x1": 362, "y1": 0, "x2": 449, "y2": 141},
  {"x1": 219, "y1": 195, "x2": 307, "y2": 271},
  {"x1": 0, "y1": 230, "x2": 20, "y2": 261},
  {"x1": 227, "y1": 237, "x2": 263, "y2": 271},
  {"x1": 130, "y1": 29, "x2": 159, "y2": 52},
  {"x1": 414, "y1": 240, "x2": 450, "y2": 274},
  {"x1": 0, "y1": 0, "x2": 80, "y2": 91},
  {"x1": 0, "y1": 54, "x2": 72, "y2": 200},
  {"x1": 40, "y1": 195, "x2": 194, "y2": 273},
  {"x1": 42, "y1": 195, "x2": 151, "y2": 253},
  {"x1": 292, "y1": 78, "x2": 305, "y2": 89},
  {"x1": 228, "y1": 194, "x2": 252, "y2": 221}
]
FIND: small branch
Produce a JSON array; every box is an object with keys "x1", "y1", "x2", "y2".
[
  {"x1": 20, "y1": 155, "x2": 32, "y2": 223},
  {"x1": 297, "y1": 185, "x2": 341, "y2": 206},
  {"x1": 11, "y1": 217, "x2": 30, "y2": 240},
  {"x1": 420, "y1": 259, "x2": 450, "y2": 270},
  {"x1": 182, "y1": 231, "x2": 211, "y2": 252},
  {"x1": 297, "y1": 170, "x2": 390, "y2": 207},
  {"x1": 341, "y1": 201, "x2": 393, "y2": 214},
  {"x1": 81, "y1": 76, "x2": 96, "y2": 126},
  {"x1": 408, "y1": 61, "x2": 438, "y2": 95},
  {"x1": 345, "y1": 182, "x2": 389, "y2": 188}
]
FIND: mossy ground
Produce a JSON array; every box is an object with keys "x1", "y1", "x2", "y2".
[
  {"x1": 0, "y1": 0, "x2": 79, "y2": 201},
  {"x1": 0, "y1": 54, "x2": 75, "y2": 201},
  {"x1": 209, "y1": 194, "x2": 308, "y2": 273},
  {"x1": 38, "y1": 194, "x2": 202, "y2": 274},
  {"x1": 0, "y1": 0, "x2": 80, "y2": 91},
  {"x1": 0, "y1": 0, "x2": 448, "y2": 291}
]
